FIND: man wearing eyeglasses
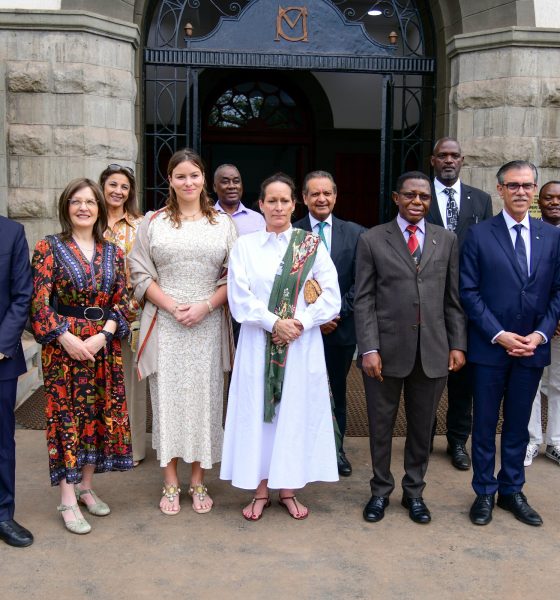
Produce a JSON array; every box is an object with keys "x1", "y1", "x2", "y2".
[
  {"x1": 461, "y1": 161, "x2": 560, "y2": 527},
  {"x1": 355, "y1": 171, "x2": 466, "y2": 524},
  {"x1": 428, "y1": 138, "x2": 493, "y2": 471}
]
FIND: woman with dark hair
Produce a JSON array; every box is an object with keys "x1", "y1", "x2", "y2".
[
  {"x1": 99, "y1": 163, "x2": 147, "y2": 467},
  {"x1": 30, "y1": 178, "x2": 132, "y2": 535},
  {"x1": 129, "y1": 149, "x2": 237, "y2": 516},
  {"x1": 220, "y1": 173, "x2": 341, "y2": 520}
]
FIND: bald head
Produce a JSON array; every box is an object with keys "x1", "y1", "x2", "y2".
[{"x1": 431, "y1": 138, "x2": 464, "y2": 186}]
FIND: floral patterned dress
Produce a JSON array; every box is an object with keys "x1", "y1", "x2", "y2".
[{"x1": 31, "y1": 234, "x2": 133, "y2": 486}]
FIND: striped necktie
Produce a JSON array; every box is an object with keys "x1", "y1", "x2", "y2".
[{"x1": 406, "y1": 224, "x2": 421, "y2": 267}]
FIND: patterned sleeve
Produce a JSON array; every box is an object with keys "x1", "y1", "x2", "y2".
[
  {"x1": 107, "y1": 245, "x2": 131, "y2": 340},
  {"x1": 30, "y1": 238, "x2": 69, "y2": 344}
]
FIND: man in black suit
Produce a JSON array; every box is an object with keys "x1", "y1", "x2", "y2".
[
  {"x1": 294, "y1": 170, "x2": 365, "y2": 476},
  {"x1": 427, "y1": 137, "x2": 493, "y2": 470},
  {"x1": 0, "y1": 216, "x2": 34, "y2": 547}
]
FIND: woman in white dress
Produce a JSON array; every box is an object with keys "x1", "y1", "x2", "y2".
[
  {"x1": 221, "y1": 173, "x2": 341, "y2": 520},
  {"x1": 129, "y1": 149, "x2": 236, "y2": 516}
]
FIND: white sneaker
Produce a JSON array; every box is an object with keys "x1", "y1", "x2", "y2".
[
  {"x1": 524, "y1": 443, "x2": 539, "y2": 467},
  {"x1": 545, "y1": 445, "x2": 560, "y2": 465}
]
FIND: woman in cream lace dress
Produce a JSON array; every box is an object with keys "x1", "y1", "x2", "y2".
[{"x1": 129, "y1": 149, "x2": 236, "y2": 515}]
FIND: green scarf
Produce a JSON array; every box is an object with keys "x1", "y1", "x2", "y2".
[{"x1": 263, "y1": 229, "x2": 320, "y2": 422}]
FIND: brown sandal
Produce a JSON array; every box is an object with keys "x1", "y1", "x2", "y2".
[
  {"x1": 278, "y1": 495, "x2": 308, "y2": 520},
  {"x1": 243, "y1": 497, "x2": 271, "y2": 521}
]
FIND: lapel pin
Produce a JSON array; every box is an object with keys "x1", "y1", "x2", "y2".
[
  {"x1": 536, "y1": 236, "x2": 540, "y2": 240},
  {"x1": 432, "y1": 239, "x2": 436, "y2": 244}
]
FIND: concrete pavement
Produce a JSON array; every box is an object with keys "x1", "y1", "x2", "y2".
[{"x1": 1, "y1": 431, "x2": 559, "y2": 600}]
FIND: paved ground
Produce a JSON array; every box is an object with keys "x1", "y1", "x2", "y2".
[{"x1": 1, "y1": 431, "x2": 559, "y2": 600}]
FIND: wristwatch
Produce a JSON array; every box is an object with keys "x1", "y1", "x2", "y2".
[{"x1": 100, "y1": 330, "x2": 114, "y2": 345}]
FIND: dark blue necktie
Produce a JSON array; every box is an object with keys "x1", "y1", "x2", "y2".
[{"x1": 513, "y1": 223, "x2": 528, "y2": 279}]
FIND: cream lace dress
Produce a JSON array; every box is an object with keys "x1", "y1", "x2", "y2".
[{"x1": 148, "y1": 212, "x2": 237, "y2": 467}]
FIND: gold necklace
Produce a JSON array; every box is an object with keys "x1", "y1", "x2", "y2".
[{"x1": 181, "y1": 210, "x2": 202, "y2": 220}]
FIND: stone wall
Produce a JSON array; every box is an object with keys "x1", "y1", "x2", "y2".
[
  {"x1": 448, "y1": 27, "x2": 560, "y2": 208},
  {"x1": 0, "y1": 11, "x2": 139, "y2": 249}
]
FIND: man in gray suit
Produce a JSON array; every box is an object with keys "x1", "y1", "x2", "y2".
[
  {"x1": 427, "y1": 137, "x2": 493, "y2": 470},
  {"x1": 355, "y1": 171, "x2": 467, "y2": 524}
]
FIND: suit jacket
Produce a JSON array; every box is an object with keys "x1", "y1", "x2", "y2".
[
  {"x1": 460, "y1": 213, "x2": 560, "y2": 368},
  {"x1": 427, "y1": 181, "x2": 493, "y2": 247},
  {"x1": 354, "y1": 219, "x2": 467, "y2": 379},
  {"x1": 293, "y1": 214, "x2": 365, "y2": 346},
  {"x1": 0, "y1": 216, "x2": 33, "y2": 381}
]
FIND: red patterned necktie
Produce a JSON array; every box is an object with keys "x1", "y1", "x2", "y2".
[{"x1": 406, "y1": 224, "x2": 421, "y2": 266}]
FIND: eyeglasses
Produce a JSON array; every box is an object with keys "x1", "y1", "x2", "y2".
[
  {"x1": 501, "y1": 182, "x2": 537, "y2": 192},
  {"x1": 399, "y1": 192, "x2": 431, "y2": 202},
  {"x1": 70, "y1": 199, "x2": 97, "y2": 208},
  {"x1": 107, "y1": 163, "x2": 135, "y2": 176}
]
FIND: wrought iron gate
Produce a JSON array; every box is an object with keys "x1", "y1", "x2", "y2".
[{"x1": 144, "y1": 0, "x2": 436, "y2": 221}]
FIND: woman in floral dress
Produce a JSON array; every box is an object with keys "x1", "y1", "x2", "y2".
[{"x1": 31, "y1": 178, "x2": 132, "y2": 535}]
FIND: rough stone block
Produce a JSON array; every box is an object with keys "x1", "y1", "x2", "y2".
[
  {"x1": 503, "y1": 78, "x2": 540, "y2": 107},
  {"x1": 8, "y1": 188, "x2": 53, "y2": 219},
  {"x1": 7, "y1": 61, "x2": 51, "y2": 93},
  {"x1": 541, "y1": 80, "x2": 560, "y2": 107},
  {"x1": 53, "y1": 127, "x2": 85, "y2": 156},
  {"x1": 454, "y1": 80, "x2": 504, "y2": 109},
  {"x1": 462, "y1": 136, "x2": 537, "y2": 166},
  {"x1": 540, "y1": 140, "x2": 560, "y2": 168},
  {"x1": 8, "y1": 124, "x2": 52, "y2": 155},
  {"x1": 53, "y1": 64, "x2": 85, "y2": 94},
  {"x1": 84, "y1": 128, "x2": 135, "y2": 158}
]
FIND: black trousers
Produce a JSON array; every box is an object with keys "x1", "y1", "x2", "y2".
[
  {"x1": 0, "y1": 378, "x2": 17, "y2": 522},
  {"x1": 363, "y1": 354, "x2": 446, "y2": 498},
  {"x1": 446, "y1": 362, "x2": 473, "y2": 445},
  {"x1": 324, "y1": 344, "x2": 355, "y2": 446}
]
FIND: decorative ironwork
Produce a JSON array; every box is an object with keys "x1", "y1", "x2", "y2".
[
  {"x1": 149, "y1": 0, "x2": 254, "y2": 47},
  {"x1": 144, "y1": 48, "x2": 434, "y2": 73},
  {"x1": 332, "y1": 1, "x2": 425, "y2": 56},
  {"x1": 208, "y1": 81, "x2": 305, "y2": 130}
]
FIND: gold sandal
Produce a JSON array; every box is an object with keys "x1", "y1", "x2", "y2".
[
  {"x1": 188, "y1": 483, "x2": 212, "y2": 514},
  {"x1": 160, "y1": 483, "x2": 181, "y2": 516}
]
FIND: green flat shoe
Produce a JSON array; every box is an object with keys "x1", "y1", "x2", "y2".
[
  {"x1": 76, "y1": 487, "x2": 111, "y2": 516},
  {"x1": 57, "y1": 504, "x2": 92, "y2": 535}
]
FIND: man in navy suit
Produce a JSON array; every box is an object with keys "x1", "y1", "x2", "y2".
[
  {"x1": 461, "y1": 160, "x2": 560, "y2": 526},
  {"x1": 427, "y1": 137, "x2": 493, "y2": 470},
  {"x1": 294, "y1": 171, "x2": 365, "y2": 476},
  {"x1": 0, "y1": 215, "x2": 34, "y2": 547}
]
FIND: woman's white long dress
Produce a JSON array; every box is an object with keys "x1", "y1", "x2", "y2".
[{"x1": 220, "y1": 227, "x2": 341, "y2": 490}]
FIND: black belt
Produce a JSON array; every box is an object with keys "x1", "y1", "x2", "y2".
[{"x1": 56, "y1": 304, "x2": 110, "y2": 321}]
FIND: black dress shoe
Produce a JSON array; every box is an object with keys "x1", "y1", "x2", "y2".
[
  {"x1": 0, "y1": 519, "x2": 34, "y2": 547},
  {"x1": 401, "y1": 496, "x2": 431, "y2": 524},
  {"x1": 363, "y1": 496, "x2": 389, "y2": 522},
  {"x1": 337, "y1": 451, "x2": 352, "y2": 477},
  {"x1": 497, "y1": 492, "x2": 543, "y2": 526},
  {"x1": 446, "y1": 443, "x2": 471, "y2": 470},
  {"x1": 469, "y1": 494, "x2": 494, "y2": 525}
]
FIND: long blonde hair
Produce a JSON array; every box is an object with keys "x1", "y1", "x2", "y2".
[{"x1": 165, "y1": 149, "x2": 217, "y2": 227}]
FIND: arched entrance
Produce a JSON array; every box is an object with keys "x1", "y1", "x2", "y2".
[{"x1": 143, "y1": 0, "x2": 436, "y2": 225}]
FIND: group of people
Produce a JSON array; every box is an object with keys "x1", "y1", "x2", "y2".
[{"x1": 0, "y1": 137, "x2": 559, "y2": 547}]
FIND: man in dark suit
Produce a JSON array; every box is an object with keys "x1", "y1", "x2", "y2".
[
  {"x1": 294, "y1": 170, "x2": 365, "y2": 476},
  {"x1": 461, "y1": 160, "x2": 560, "y2": 527},
  {"x1": 0, "y1": 215, "x2": 34, "y2": 547},
  {"x1": 355, "y1": 171, "x2": 467, "y2": 524},
  {"x1": 427, "y1": 137, "x2": 493, "y2": 470}
]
